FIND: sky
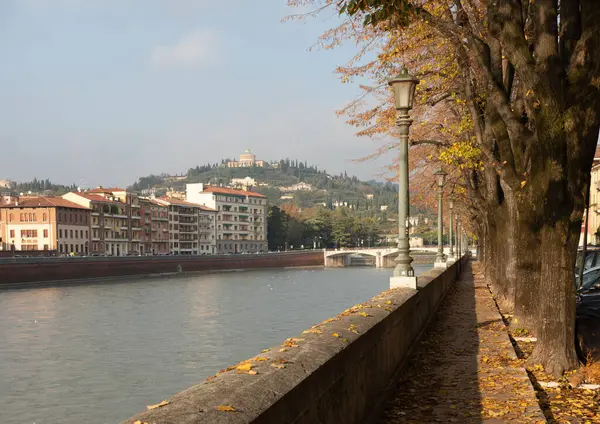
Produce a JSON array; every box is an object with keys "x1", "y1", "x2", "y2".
[{"x1": 0, "y1": 0, "x2": 397, "y2": 188}]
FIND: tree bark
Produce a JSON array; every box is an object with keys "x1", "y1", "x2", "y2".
[{"x1": 529, "y1": 220, "x2": 579, "y2": 376}]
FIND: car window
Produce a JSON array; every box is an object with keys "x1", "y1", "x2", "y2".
[{"x1": 581, "y1": 269, "x2": 600, "y2": 291}]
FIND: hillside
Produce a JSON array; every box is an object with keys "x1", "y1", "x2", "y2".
[{"x1": 128, "y1": 159, "x2": 405, "y2": 212}]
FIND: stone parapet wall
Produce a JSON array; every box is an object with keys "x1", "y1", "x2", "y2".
[
  {"x1": 0, "y1": 251, "x2": 324, "y2": 287},
  {"x1": 122, "y1": 255, "x2": 469, "y2": 424}
]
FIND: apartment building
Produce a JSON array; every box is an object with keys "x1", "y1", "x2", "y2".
[
  {"x1": 64, "y1": 190, "x2": 131, "y2": 256},
  {"x1": 154, "y1": 197, "x2": 217, "y2": 255},
  {"x1": 139, "y1": 198, "x2": 169, "y2": 255},
  {"x1": 186, "y1": 183, "x2": 268, "y2": 254},
  {"x1": 0, "y1": 196, "x2": 91, "y2": 254}
]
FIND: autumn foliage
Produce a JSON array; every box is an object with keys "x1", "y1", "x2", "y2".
[{"x1": 288, "y1": 0, "x2": 600, "y2": 377}]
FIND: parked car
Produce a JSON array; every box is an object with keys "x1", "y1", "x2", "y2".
[{"x1": 575, "y1": 266, "x2": 600, "y2": 361}]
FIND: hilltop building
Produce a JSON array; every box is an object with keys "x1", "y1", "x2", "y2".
[
  {"x1": 186, "y1": 183, "x2": 268, "y2": 254},
  {"x1": 0, "y1": 196, "x2": 91, "y2": 254},
  {"x1": 230, "y1": 177, "x2": 256, "y2": 189},
  {"x1": 280, "y1": 182, "x2": 313, "y2": 192},
  {"x1": 226, "y1": 149, "x2": 265, "y2": 168}
]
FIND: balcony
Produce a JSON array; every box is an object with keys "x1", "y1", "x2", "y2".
[
  {"x1": 91, "y1": 211, "x2": 100, "y2": 216},
  {"x1": 131, "y1": 215, "x2": 141, "y2": 220},
  {"x1": 120, "y1": 226, "x2": 129, "y2": 230}
]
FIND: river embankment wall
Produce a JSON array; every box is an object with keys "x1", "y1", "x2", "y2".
[
  {"x1": 0, "y1": 251, "x2": 324, "y2": 287},
  {"x1": 123, "y1": 255, "x2": 468, "y2": 424}
]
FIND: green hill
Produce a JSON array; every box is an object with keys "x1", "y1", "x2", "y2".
[{"x1": 128, "y1": 159, "x2": 405, "y2": 213}]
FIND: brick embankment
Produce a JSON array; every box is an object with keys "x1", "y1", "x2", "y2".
[{"x1": 380, "y1": 261, "x2": 546, "y2": 423}]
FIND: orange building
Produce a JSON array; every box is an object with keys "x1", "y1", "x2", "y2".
[{"x1": 0, "y1": 196, "x2": 91, "y2": 254}]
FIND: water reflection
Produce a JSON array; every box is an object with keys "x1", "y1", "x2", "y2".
[{"x1": 0, "y1": 265, "x2": 431, "y2": 424}]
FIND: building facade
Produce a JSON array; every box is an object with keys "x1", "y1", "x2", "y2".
[
  {"x1": 64, "y1": 190, "x2": 131, "y2": 256},
  {"x1": 580, "y1": 147, "x2": 600, "y2": 246},
  {"x1": 186, "y1": 183, "x2": 268, "y2": 254},
  {"x1": 0, "y1": 197, "x2": 91, "y2": 254},
  {"x1": 226, "y1": 149, "x2": 265, "y2": 168},
  {"x1": 139, "y1": 199, "x2": 169, "y2": 255},
  {"x1": 154, "y1": 197, "x2": 216, "y2": 255}
]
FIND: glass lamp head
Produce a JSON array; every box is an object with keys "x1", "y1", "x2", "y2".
[
  {"x1": 388, "y1": 68, "x2": 419, "y2": 111},
  {"x1": 434, "y1": 167, "x2": 448, "y2": 188}
]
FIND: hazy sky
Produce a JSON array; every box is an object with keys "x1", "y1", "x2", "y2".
[{"x1": 0, "y1": 0, "x2": 397, "y2": 188}]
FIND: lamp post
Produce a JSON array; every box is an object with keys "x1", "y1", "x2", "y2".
[
  {"x1": 448, "y1": 200, "x2": 454, "y2": 261},
  {"x1": 457, "y1": 220, "x2": 462, "y2": 256},
  {"x1": 388, "y1": 67, "x2": 419, "y2": 290},
  {"x1": 455, "y1": 214, "x2": 460, "y2": 256},
  {"x1": 434, "y1": 167, "x2": 448, "y2": 267}
]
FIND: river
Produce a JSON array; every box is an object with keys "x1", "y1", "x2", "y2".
[{"x1": 0, "y1": 265, "x2": 432, "y2": 424}]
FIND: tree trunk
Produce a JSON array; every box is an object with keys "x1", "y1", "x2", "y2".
[{"x1": 529, "y1": 220, "x2": 579, "y2": 376}]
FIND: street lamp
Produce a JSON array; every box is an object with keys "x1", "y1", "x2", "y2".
[
  {"x1": 388, "y1": 68, "x2": 420, "y2": 290},
  {"x1": 455, "y1": 214, "x2": 460, "y2": 256},
  {"x1": 434, "y1": 167, "x2": 448, "y2": 267},
  {"x1": 448, "y1": 199, "x2": 455, "y2": 261}
]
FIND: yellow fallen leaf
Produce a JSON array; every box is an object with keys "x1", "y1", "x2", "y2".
[
  {"x1": 279, "y1": 348, "x2": 287, "y2": 352},
  {"x1": 217, "y1": 405, "x2": 236, "y2": 412},
  {"x1": 357, "y1": 312, "x2": 371, "y2": 317},
  {"x1": 521, "y1": 180, "x2": 527, "y2": 188},
  {"x1": 146, "y1": 400, "x2": 169, "y2": 410},
  {"x1": 261, "y1": 348, "x2": 270, "y2": 353},
  {"x1": 248, "y1": 370, "x2": 258, "y2": 375},
  {"x1": 332, "y1": 333, "x2": 340, "y2": 338},
  {"x1": 236, "y1": 363, "x2": 252, "y2": 371},
  {"x1": 254, "y1": 357, "x2": 268, "y2": 361},
  {"x1": 133, "y1": 421, "x2": 149, "y2": 424},
  {"x1": 271, "y1": 363, "x2": 286, "y2": 369},
  {"x1": 385, "y1": 300, "x2": 392, "y2": 305}
]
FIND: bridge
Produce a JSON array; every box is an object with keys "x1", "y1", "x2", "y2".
[{"x1": 323, "y1": 246, "x2": 452, "y2": 268}]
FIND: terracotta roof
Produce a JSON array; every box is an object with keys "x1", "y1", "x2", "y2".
[
  {"x1": 69, "y1": 192, "x2": 120, "y2": 204},
  {"x1": 156, "y1": 197, "x2": 216, "y2": 212},
  {"x1": 88, "y1": 187, "x2": 126, "y2": 194},
  {"x1": 0, "y1": 196, "x2": 90, "y2": 210},
  {"x1": 202, "y1": 186, "x2": 267, "y2": 198},
  {"x1": 595, "y1": 145, "x2": 600, "y2": 160}
]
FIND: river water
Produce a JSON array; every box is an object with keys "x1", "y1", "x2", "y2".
[{"x1": 0, "y1": 265, "x2": 432, "y2": 424}]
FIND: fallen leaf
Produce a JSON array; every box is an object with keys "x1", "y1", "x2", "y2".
[
  {"x1": 279, "y1": 348, "x2": 287, "y2": 352},
  {"x1": 521, "y1": 180, "x2": 527, "y2": 188},
  {"x1": 385, "y1": 300, "x2": 392, "y2": 305},
  {"x1": 147, "y1": 400, "x2": 169, "y2": 410},
  {"x1": 133, "y1": 421, "x2": 149, "y2": 424},
  {"x1": 217, "y1": 405, "x2": 236, "y2": 412},
  {"x1": 271, "y1": 363, "x2": 286, "y2": 369},
  {"x1": 254, "y1": 357, "x2": 268, "y2": 361},
  {"x1": 236, "y1": 363, "x2": 253, "y2": 371},
  {"x1": 248, "y1": 370, "x2": 258, "y2": 375},
  {"x1": 357, "y1": 312, "x2": 371, "y2": 317},
  {"x1": 261, "y1": 348, "x2": 270, "y2": 353},
  {"x1": 332, "y1": 333, "x2": 340, "y2": 338}
]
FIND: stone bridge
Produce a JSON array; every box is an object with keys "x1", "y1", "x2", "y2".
[{"x1": 323, "y1": 247, "x2": 453, "y2": 268}]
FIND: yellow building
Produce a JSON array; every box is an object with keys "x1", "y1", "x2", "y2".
[
  {"x1": 0, "y1": 196, "x2": 91, "y2": 254},
  {"x1": 226, "y1": 149, "x2": 265, "y2": 168}
]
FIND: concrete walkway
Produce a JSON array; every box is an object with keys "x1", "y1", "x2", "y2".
[{"x1": 380, "y1": 261, "x2": 546, "y2": 423}]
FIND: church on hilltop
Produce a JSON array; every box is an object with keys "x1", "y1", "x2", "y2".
[{"x1": 226, "y1": 149, "x2": 265, "y2": 168}]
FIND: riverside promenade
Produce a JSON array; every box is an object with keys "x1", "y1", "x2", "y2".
[
  {"x1": 123, "y1": 258, "x2": 548, "y2": 424},
  {"x1": 380, "y1": 261, "x2": 546, "y2": 423}
]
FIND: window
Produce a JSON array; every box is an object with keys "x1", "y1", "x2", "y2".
[
  {"x1": 10, "y1": 230, "x2": 14, "y2": 238},
  {"x1": 70, "y1": 230, "x2": 73, "y2": 238},
  {"x1": 43, "y1": 229, "x2": 48, "y2": 238},
  {"x1": 80, "y1": 230, "x2": 83, "y2": 238},
  {"x1": 70, "y1": 244, "x2": 74, "y2": 252},
  {"x1": 43, "y1": 213, "x2": 47, "y2": 221},
  {"x1": 43, "y1": 244, "x2": 49, "y2": 251},
  {"x1": 86, "y1": 230, "x2": 89, "y2": 238},
  {"x1": 19, "y1": 213, "x2": 24, "y2": 221},
  {"x1": 29, "y1": 213, "x2": 33, "y2": 221},
  {"x1": 8, "y1": 213, "x2": 12, "y2": 221},
  {"x1": 59, "y1": 229, "x2": 63, "y2": 238}
]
